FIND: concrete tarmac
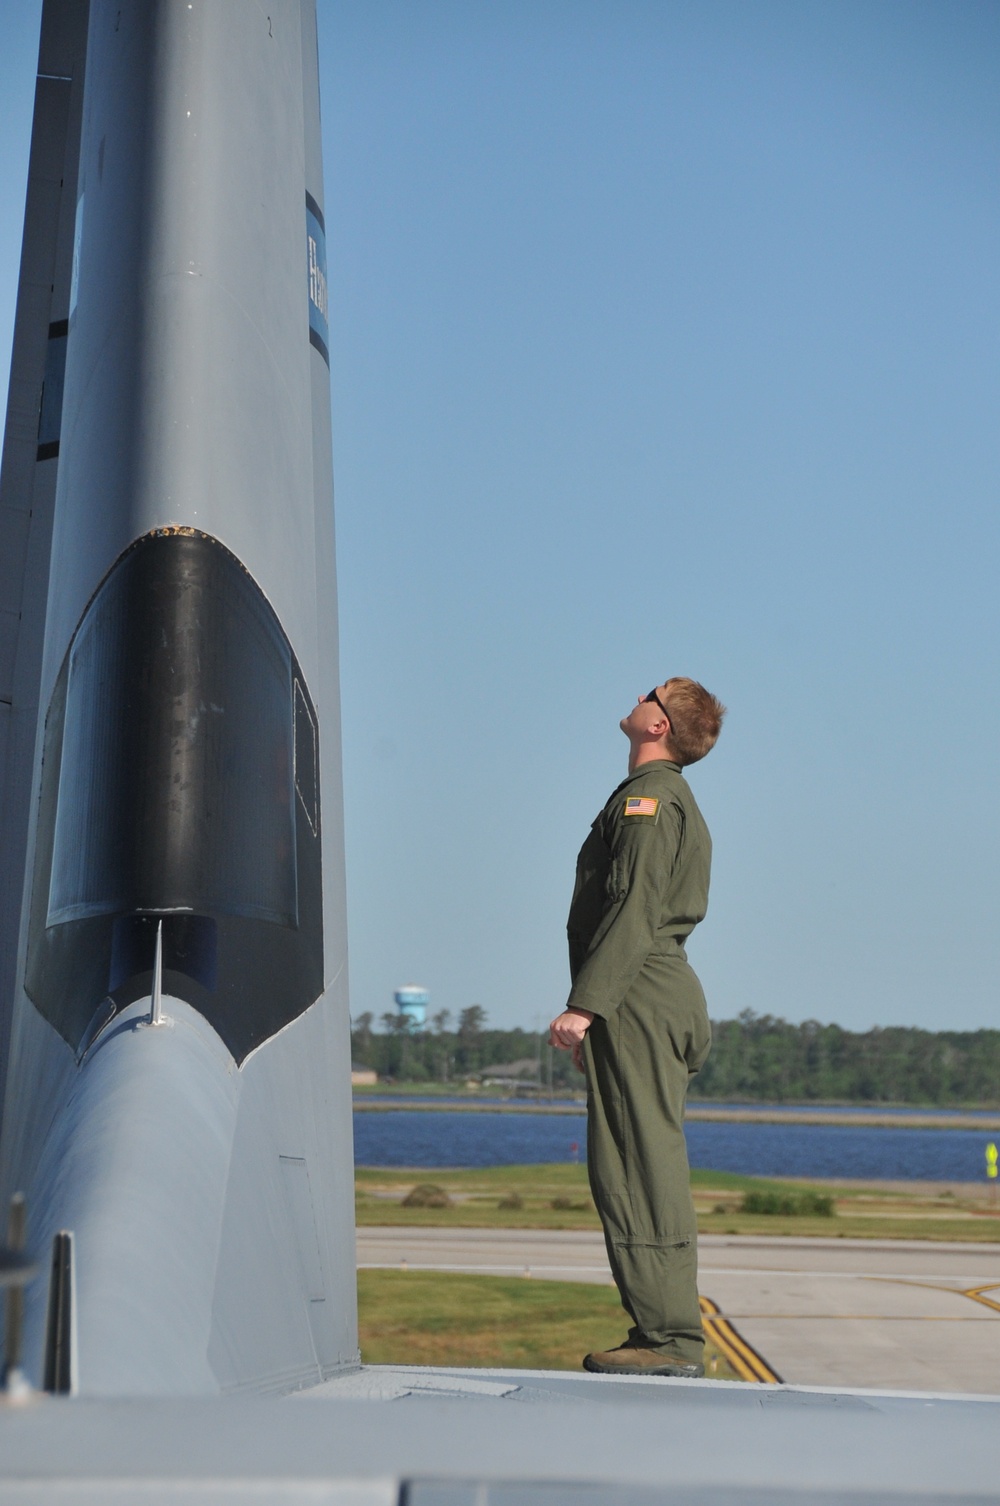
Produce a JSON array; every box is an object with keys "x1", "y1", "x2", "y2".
[{"x1": 357, "y1": 1226, "x2": 1000, "y2": 1394}]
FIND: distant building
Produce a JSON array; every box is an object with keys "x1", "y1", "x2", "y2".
[
  {"x1": 480, "y1": 1059, "x2": 539, "y2": 1087},
  {"x1": 351, "y1": 1066, "x2": 378, "y2": 1087},
  {"x1": 394, "y1": 984, "x2": 429, "y2": 1030}
]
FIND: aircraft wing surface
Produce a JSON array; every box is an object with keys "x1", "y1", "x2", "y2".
[{"x1": 1, "y1": 1365, "x2": 999, "y2": 1504}]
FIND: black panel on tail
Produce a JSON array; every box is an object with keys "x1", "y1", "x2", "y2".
[{"x1": 26, "y1": 530, "x2": 323, "y2": 1064}]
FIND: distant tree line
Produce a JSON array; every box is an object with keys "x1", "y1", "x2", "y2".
[
  {"x1": 351, "y1": 1006, "x2": 1000, "y2": 1105},
  {"x1": 691, "y1": 1011, "x2": 1000, "y2": 1106},
  {"x1": 351, "y1": 1005, "x2": 580, "y2": 1088}
]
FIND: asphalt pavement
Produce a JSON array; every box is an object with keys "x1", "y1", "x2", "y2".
[{"x1": 356, "y1": 1226, "x2": 1000, "y2": 1394}]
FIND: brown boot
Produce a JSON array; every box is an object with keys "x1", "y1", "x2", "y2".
[{"x1": 583, "y1": 1344, "x2": 704, "y2": 1379}]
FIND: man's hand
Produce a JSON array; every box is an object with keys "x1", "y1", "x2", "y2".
[{"x1": 549, "y1": 1007, "x2": 594, "y2": 1054}]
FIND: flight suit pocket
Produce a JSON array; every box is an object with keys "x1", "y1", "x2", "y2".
[
  {"x1": 686, "y1": 1004, "x2": 712, "y2": 1075},
  {"x1": 605, "y1": 852, "x2": 628, "y2": 905}
]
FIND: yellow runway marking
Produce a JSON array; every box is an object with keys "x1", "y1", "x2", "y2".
[
  {"x1": 701, "y1": 1280, "x2": 1000, "y2": 1384},
  {"x1": 700, "y1": 1295, "x2": 781, "y2": 1384},
  {"x1": 705, "y1": 1312, "x2": 995, "y2": 1321},
  {"x1": 700, "y1": 1278, "x2": 1000, "y2": 1386},
  {"x1": 869, "y1": 1275, "x2": 1000, "y2": 1317},
  {"x1": 961, "y1": 1282, "x2": 1000, "y2": 1315}
]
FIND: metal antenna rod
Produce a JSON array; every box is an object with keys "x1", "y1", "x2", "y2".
[{"x1": 149, "y1": 919, "x2": 164, "y2": 1027}]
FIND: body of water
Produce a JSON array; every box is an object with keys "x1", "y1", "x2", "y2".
[{"x1": 353, "y1": 1109, "x2": 997, "y2": 1183}]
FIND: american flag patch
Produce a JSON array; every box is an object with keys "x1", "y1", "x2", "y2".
[{"x1": 624, "y1": 797, "x2": 658, "y2": 818}]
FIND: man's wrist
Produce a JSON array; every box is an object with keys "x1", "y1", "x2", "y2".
[{"x1": 564, "y1": 1006, "x2": 595, "y2": 1022}]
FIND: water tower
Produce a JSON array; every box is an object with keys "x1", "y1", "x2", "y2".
[{"x1": 394, "y1": 984, "x2": 429, "y2": 1030}]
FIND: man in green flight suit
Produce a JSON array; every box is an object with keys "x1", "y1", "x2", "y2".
[{"x1": 549, "y1": 677, "x2": 725, "y2": 1377}]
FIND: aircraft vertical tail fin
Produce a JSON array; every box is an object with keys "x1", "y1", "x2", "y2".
[{"x1": 0, "y1": 0, "x2": 90, "y2": 1116}]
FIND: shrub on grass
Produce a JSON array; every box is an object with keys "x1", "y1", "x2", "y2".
[
  {"x1": 800, "y1": 1190, "x2": 834, "y2": 1215},
  {"x1": 498, "y1": 1191, "x2": 524, "y2": 1210},
  {"x1": 402, "y1": 1183, "x2": 452, "y2": 1208},
  {"x1": 741, "y1": 1189, "x2": 834, "y2": 1217}
]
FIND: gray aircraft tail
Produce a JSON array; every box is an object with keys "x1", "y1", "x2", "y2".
[{"x1": 0, "y1": 0, "x2": 357, "y2": 1396}]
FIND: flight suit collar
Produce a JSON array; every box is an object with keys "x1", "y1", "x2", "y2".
[{"x1": 614, "y1": 760, "x2": 682, "y2": 796}]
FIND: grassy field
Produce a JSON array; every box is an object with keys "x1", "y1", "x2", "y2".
[
  {"x1": 356, "y1": 1163, "x2": 1000, "y2": 1241},
  {"x1": 357, "y1": 1269, "x2": 744, "y2": 1380}
]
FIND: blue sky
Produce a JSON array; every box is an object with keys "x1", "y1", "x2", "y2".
[{"x1": 2, "y1": 2, "x2": 999, "y2": 1034}]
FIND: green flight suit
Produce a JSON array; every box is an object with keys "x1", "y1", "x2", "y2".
[{"x1": 566, "y1": 758, "x2": 712, "y2": 1365}]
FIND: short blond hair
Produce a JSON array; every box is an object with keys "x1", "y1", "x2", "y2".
[{"x1": 661, "y1": 678, "x2": 726, "y2": 766}]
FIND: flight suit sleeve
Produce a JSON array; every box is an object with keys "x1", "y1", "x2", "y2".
[{"x1": 565, "y1": 798, "x2": 683, "y2": 1020}]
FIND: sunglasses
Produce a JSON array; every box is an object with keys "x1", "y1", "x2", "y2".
[{"x1": 644, "y1": 688, "x2": 671, "y2": 720}]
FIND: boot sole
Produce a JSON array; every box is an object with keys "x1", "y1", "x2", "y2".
[{"x1": 583, "y1": 1355, "x2": 704, "y2": 1379}]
